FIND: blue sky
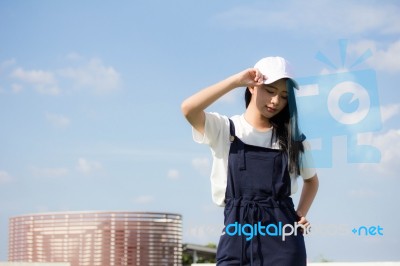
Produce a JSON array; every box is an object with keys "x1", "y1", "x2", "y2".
[{"x1": 1, "y1": 0, "x2": 400, "y2": 262}]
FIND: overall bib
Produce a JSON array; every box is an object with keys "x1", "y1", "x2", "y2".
[{"x1": 216, "y1": 120, "x2": 306, "y2": 266}]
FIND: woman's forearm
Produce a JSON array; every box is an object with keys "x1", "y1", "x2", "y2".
[
  {"x1": 181, "y1": 68, "x2": 264, "y2": 134},
  {"x1": 181, "y1": 76, "x2": 239, "y2": 133},
  {"x1": 296, "y1": 174, "x2": 319, "y2": 217}
]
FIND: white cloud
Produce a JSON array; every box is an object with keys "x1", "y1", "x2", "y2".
[
  {"x1": 192, "y1": 157, "x2": 211, "y2": 176},
  {"x1": 372, "y1": 41, "x2": 400, "y2": 72},
  {"x1": 133, "y1": 195, "x2": 155, "y2": 204},
  {"x1": 31, "y1": 166, "x2": 69, "y2": 178},
  {"x1": 10, "y1": 67, "x2": 61, "y2": 95},
  {"x1": 213, "y1": 1, "x2": 400, "y2": 36},
  {"x1": 7, "y1": 54, "x2": 121, "y2": 95},
  {"x1": 77, "y1": 158, "x2": 102, "y2": 175},
  {"x1": 59, "y1": 58, "x2": 121, "y2": 93},
  {"x1": 359, "y1": 129, "x2": 400, "y2": 176},
  {"x1": 12, "y1": 67, "x2": 55, "y2": 84},
  {"x1": 167, "y1": 169, "x2": 181, "y2": 180},
  {"x1": 348, "y1": 40, "x2": 400, "y2": 73},
  {"x1": 380, "y1": 103, "x2": 400, "y2": 123},
  {"x1": 45, "y1": 113, "x2": 71, "y2": 128},
  {"x1": 0, "y1": 170, "x2": 13, "y2": 184}
]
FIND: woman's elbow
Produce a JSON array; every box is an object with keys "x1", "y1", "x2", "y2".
[{"x1": 180, "y1": 99, "x2": 191, "y2": 118}]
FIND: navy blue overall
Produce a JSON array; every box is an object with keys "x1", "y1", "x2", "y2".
[{"x1": 216, "y1": 120, "x2": 306, "y2": 266}]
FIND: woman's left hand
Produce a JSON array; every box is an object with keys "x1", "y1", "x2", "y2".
[{"x1": 297, "y1": 213, "x2": 311, "y2": 234}]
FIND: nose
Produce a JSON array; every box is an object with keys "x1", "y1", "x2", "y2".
[{"x1": 271, "y1": 95, "x2": 280, "y2": 106}]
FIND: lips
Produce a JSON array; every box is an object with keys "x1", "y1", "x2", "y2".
[{"x1": 266, "y1": 107, "x2": 276, "y2": 112}]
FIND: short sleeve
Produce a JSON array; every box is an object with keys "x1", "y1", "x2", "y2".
[
  {"x1": 192, "y1": 112, "x2": 229, "y2": 147},
  {"x1": 192, "y1": 112, "x2": 231, "y2": 206},
  {"x1": 300, "y1": 140, "x2": 317, "y2": 179}
]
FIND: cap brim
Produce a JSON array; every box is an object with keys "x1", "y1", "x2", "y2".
[{"x1": 263, "y1": 76, "x2": 299, "y2": 90}]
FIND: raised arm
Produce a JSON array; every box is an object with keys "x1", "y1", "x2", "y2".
[{"x1": 181, "y1": 68, "x2": 265, "y2": 134}]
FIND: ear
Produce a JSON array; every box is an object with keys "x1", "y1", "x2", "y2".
[{"x1": 248, "y1": 86, "x2": 255, "y2": 94}]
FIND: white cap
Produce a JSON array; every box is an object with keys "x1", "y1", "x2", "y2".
[{"x1": 254, "y1": 56, "x2": 298, "y2": 89}]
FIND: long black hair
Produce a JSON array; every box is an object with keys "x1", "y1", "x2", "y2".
[{"x1": 245, "y1": 79, "x2": 305, "y2": 176}]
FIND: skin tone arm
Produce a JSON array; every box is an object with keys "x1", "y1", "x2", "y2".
[
  {"x1": 296, "y1": 174, "x2": 319, "y2": 229},
  {"x1": 181, "y1": 68, "x2": 265, "y2": 134}
]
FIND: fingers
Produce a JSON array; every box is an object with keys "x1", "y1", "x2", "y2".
[
  {"x1": 235, "y1": 68, "x2": 266, "y2": 87},
  {"x1": 253, "y1": 68, "x2": 266, "y2": 84},
  {"x1": 298, "y1": 216, "x2": 307, "y2": 224},
  {"x1": 297, "y1": 216, "x2": 311, "y2": 234}
]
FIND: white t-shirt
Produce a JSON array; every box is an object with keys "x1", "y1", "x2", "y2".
[{"x1": 193, "y1": 112, "x2": 316, "y2": 207}]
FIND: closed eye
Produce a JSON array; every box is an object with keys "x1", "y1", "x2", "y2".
[
  {"x1": 266, "y1": 88, "x2": 287, "y2": 100},
  {"x1": 264, "y1": 85, "x2": 288, "y2": 100}
]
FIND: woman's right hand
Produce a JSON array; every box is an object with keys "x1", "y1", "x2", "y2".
[{"x1": 232, "y1": 68, "x2": 266, "y2": 87}]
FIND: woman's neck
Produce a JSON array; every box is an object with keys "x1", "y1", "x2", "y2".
[{"x1": 244, "y1": 108, "x2": 272, "y2": 131}]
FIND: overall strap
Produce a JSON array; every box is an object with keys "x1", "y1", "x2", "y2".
[
  {"x1": 228, "y1": 118, "x2": 236, "y2": 142},
  {"x1": 228, "y1": 118, "x2": 246, "y2": 170}
]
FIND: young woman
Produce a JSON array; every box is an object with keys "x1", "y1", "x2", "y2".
[{"x1": 181, "y1": 56, "x2": 319, "y2": 265}]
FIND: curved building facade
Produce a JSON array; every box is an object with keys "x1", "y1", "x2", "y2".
[{"x1": 8, "y1": 211, "x2": 182, "y2": 266}]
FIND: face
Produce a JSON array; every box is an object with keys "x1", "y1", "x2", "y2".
[{"x1": 249, "y1": 78, "x2": 288, "y2": 119}]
